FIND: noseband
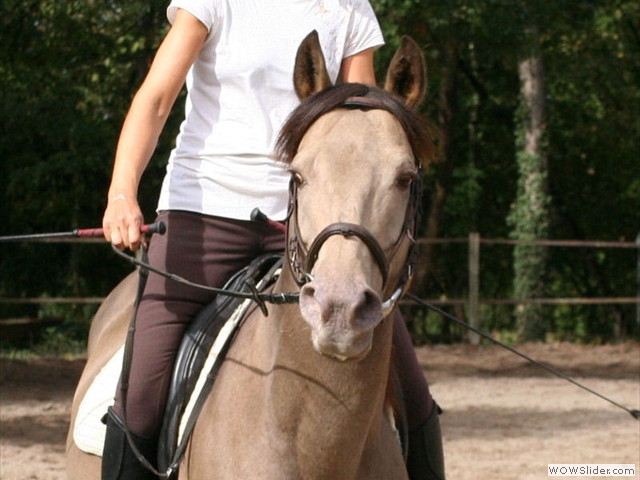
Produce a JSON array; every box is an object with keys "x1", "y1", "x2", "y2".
[{"x1": 285, "y1": 96, "x2": 423, "y2": 315}]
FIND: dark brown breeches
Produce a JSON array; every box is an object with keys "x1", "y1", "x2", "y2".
[{"x1": 112, "y1": 210, "x2": 285, "y2": 438}]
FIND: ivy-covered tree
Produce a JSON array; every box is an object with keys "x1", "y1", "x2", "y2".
[{"x1": 508, "y1": 41, "x2": 551, "y2": 342}]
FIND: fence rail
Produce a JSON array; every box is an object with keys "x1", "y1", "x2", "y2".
[
  {"x1": 2, "y1": 234, "x2": 639, "y2": 344},
  {"x1": 415, "y1": 233, "x2": 640, "y2": 343}
]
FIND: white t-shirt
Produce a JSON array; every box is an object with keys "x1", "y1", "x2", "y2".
[{"x1": 157, "y1": 0, "x2": 384, "y2": 221}]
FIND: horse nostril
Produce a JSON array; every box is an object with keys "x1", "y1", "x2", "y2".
[
  {"x1": 300, "y1": 284, "x2": 318, "y2": 308},
  {"x1": 354, "y1": 289, "x2": 382, "y2": 328},
  {"x1": 301, "y1": 284, "x2": 315, "y2": 299},
  {"x1": 300, "y1": 283, "x2": 323, "y2": 327}
]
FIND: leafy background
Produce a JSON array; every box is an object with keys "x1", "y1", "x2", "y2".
[{"x1": 1, "y1": 0, "x2": 638, "y2": 349}]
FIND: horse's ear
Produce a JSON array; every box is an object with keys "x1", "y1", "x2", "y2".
[
  {"x1": 384, "y1": 36, "x2": 427, "y2": 109},
  {"x1": 294, "y1": 30, "x2": 333, "y2": 100}
]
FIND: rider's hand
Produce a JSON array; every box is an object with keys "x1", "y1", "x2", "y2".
[{"x1": 102, "y1": 194, "x2": 144, "y2": 251}]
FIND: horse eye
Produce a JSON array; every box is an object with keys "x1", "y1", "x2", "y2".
[{"x1": 396, "y1": 173, "x2": 416, "y2": 190}]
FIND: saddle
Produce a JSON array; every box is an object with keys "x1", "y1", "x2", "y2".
[
  {"x1": 73, "y1": 253, "x2": 283, "y2": 473},
  {"x1": 157, "y1": 253, "x2": 283, "y2": 473}
]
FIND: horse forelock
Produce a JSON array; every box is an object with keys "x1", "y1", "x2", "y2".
[{"x1": 275, "y1": 83, "x2": 436, "y2": 168}]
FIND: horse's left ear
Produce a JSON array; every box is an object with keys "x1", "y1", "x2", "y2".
[
  {"x1": 294, "y1": 30, "x2": 333, "y2": 100},
  {"x1": 384, "y1": 36, "x2": 427, "y2": 109}
]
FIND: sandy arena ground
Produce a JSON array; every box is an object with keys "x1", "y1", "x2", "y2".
[{"x1": 1, "y1": 343, "x2": 638, "y2": 479}]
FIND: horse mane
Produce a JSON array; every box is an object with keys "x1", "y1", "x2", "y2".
[{"x1": 275, "y1": 83, "x2": 436, "y2": 166}]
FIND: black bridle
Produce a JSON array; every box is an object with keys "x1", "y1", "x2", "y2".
[
  {"x1": 286, "y1": 172, "x2": 422, "y2": 317},
  {"x1": 285, "y1": 95, "x2": 423, "y2": 316}
]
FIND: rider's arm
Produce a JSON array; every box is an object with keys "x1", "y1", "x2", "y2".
[
  {"x1": 103, "y1": 9, "x2": 208, "y2": 250},
  {"x1": 339, "y1": 47, "x2": 377, "y2": 86}
]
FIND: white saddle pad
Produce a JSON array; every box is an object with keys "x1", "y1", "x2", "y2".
[
  {"x1": 72, "y1": 298, "x2": 249, "y2": 457},
  {"x1": 73, "y1": 346, "x2": 123, "y2": 456}
]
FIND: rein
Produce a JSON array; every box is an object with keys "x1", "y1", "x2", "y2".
[
  {"x1": 113, "y1": 245, "x2": 639, "y2": 422},
  {"x1": 110, "y1": 245, "x2": 299, "y2": 316},
  {"x1": 407, "y1": 293, "x2": 640, "y2": 420}
]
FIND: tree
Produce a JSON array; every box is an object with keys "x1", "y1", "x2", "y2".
[{"x1": 508, "y1": 39, "x2": 551, "y2": 341}]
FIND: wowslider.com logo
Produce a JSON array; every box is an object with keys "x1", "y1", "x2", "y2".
[{"x1": 548, "y1": 464, "x2": 636, "y2": 477}]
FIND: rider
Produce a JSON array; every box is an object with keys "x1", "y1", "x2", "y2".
[{"x1": 101, "y1": 1, "x2": 445, "y2": 479}]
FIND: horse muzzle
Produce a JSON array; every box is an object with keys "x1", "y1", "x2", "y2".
[{"x1": 299, "y1": 277, "x2": 383, "y2": 361}]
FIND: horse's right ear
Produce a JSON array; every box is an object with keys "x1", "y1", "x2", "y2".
[
  {"x1": 294, "y1": 30, "x2": 333, "y2": 100},
  {"x1": 384, "y1": 36, "x2": 427, "y2": 109}
]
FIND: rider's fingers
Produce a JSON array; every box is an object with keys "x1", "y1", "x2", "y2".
[
  {"x1": 107, "y1": 225, "x2": 125, "y2": 251},
  {"x1": 126, "y1": 219, "x2": 142, "y2": 252},
  {"x1": 103, "y1": 197, "x2": 143, "y2": 251}
]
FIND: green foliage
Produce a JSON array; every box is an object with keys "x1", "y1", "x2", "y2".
[
  {"x1": 508, "y1": 145, "x2": 551, "y2": 341},
  {"x1": 1, "y1": 0, "x2": 638, "y2": 348},
  {"x1": 1, "y1": 0, "x2": 177, "y2": 326},
  {"x1": 373, "y1": 0, "x2": 639, "y2": 342}
]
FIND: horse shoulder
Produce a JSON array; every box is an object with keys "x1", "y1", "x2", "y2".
[{"x1": 180, "y1": 306, "x2": 291, "y2": 478}]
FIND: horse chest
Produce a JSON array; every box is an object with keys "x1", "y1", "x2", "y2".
[{"x1": 182, "y1": 315, "x2": 405, "y2": 479}]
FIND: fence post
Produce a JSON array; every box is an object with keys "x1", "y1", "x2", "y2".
[
  {"x1": 636, "y1": 233, "x2": 640, "y2": 328},
  {"x1": 468, "y1": 232, "x2": 480, "y2": 344}
]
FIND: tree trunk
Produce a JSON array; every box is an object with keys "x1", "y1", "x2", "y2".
[{"x1": 510, "y1": 46, "x2": 551, "y2": 342}]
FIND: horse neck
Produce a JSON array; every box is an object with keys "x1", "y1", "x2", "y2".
[{"x1": 265, "y1": 271, "x2": 396, "y2": 458}]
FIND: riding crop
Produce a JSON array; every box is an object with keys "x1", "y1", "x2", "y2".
[
  {"x1": 0, "y1": 222, "x2": 167, "y2": 243},
  {"x1": 250, "y1": 207, "x2": 286, "y2": 233}
]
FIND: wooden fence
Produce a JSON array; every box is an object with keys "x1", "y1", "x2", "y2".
[
  {"x1": 404, "y1": 234, "x2": 640, "y2": 343},
  {"x1": 1, "y1": 234, "x2": 639, "y2": 344}
]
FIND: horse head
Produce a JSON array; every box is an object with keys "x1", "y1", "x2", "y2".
[{"x1": 277, "y1": 31, "x2": 434, "y2": 362}]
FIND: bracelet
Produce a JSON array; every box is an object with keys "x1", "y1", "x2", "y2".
[{"x1": 109, "y1": 194, "x2": 129, "y2": 202}]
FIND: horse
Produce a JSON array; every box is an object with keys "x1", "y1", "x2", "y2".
[{"x1": 67, "y1": 31, "x2": 434, "y2": 479}]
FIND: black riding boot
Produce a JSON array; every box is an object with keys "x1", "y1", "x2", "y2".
[
  {"x1": 101, "y1": 408, "x2": 159, "y2": 480},
  {"x1": 406, "y1": 404, "x2": 446, "y2": 480}
]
